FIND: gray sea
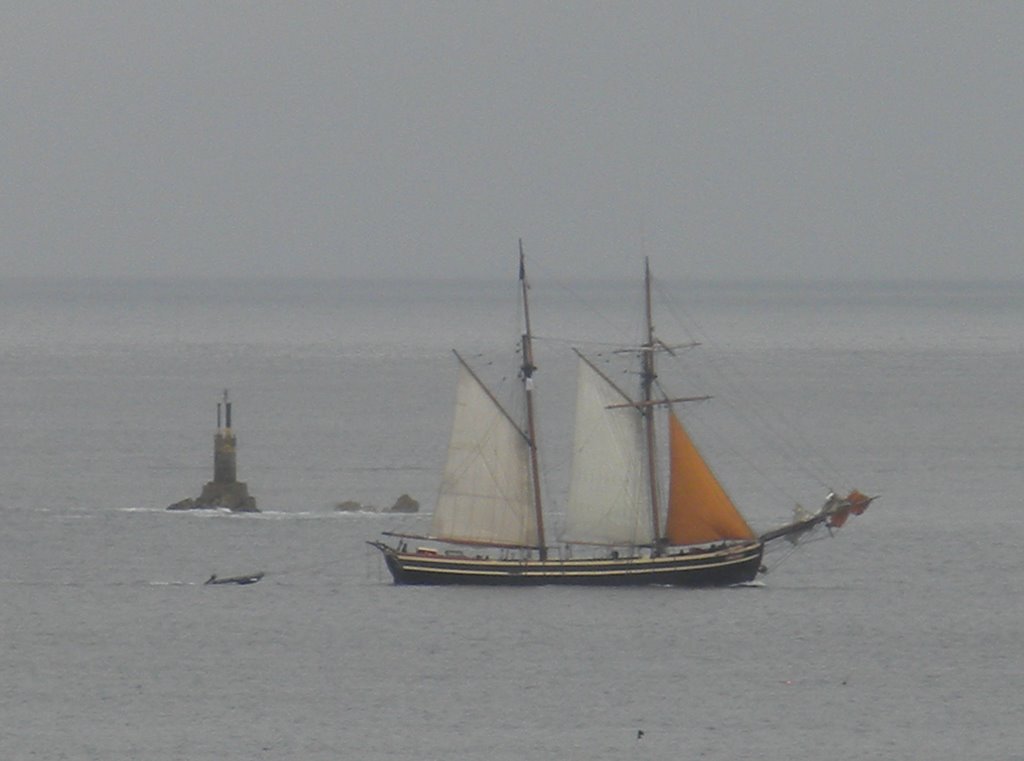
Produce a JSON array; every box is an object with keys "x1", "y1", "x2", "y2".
[{"x1": 1, "y1": 274, "x2": 1020, "y2": 760}]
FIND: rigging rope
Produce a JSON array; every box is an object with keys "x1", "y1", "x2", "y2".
[
  {"x1": 257, "y1": 556, "x2": 349, "y2": 578},
  {"x1": 650, "y1": 276, "x2": 850, "y2": 492},
  {"x1": 762, "y1": 526, "x2": 836, "y2": 573}
]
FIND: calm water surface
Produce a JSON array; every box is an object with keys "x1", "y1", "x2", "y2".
[{"x1": 0, "y1": 277, "x2": 1021, "y2": 760}]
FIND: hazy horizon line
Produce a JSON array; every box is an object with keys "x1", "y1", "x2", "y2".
[{"x1": 2, "y1": 273, "x2": 1022, "y2": 288}]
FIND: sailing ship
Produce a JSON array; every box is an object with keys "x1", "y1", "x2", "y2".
[{"x1": 369, "y1": 247, "x2": 872, "y2": 586}]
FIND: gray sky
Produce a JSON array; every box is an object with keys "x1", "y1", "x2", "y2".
[{"x1": 2, "y1": 2, "x2": 1021, "y2": 281}]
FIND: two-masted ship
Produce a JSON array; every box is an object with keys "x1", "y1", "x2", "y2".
[{"x1": 369, "y1": 248, "x2": 871, "y2": 586}]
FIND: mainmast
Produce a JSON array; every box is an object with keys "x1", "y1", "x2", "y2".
[
  {"x1": 642, "y1": 258, "x2": 662, "y2": 548},
  {"x1": 519, "y1": 240, "x2": 547, "y2": 559}
]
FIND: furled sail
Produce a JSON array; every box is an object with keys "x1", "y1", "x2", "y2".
[
  {"x1": 564, "y1": 358, "x2": 653, "y2": 546},
  {"x1": 664, "y1": 410, "x2": 755, "y2": 545},
  {"x1": 826, "y1": 489, "x2": 873, "y2": 528},
  {"x1": 431, "y1": 364, "x2": 538, "y2": 547}
]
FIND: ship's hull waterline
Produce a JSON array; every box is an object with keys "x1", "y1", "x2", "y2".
[{"x1": 370, "y1": 541, "x2": 764, "y2": 587}]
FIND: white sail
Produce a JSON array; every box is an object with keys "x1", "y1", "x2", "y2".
[
  {"x1": 564, "y1": 358, "x2": 653, "y2": 546},
  {"x1": 431, "y1": 364, "x2": 538, "y2": 547}
]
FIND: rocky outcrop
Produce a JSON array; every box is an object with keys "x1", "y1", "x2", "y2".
[
  {"x1": 168, "y1": 481, "x2": 258, "y2": 513},
  {"x1": 333, "y1": 494, "x2": 420, "y2": 513},
  {"x1": 387, "y1": 494, "x2": 419, "y2": 513},
  {"x1": 334, "y1": 500, "x2": 371, "y2": 512}
]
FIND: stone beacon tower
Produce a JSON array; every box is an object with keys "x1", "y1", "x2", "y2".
[
  {"x1": 166, "y1": 390, "x2": 259, "y2": 513},
  {"x1": 213, "y1": 391, "x2": 238, "y2": 484}
]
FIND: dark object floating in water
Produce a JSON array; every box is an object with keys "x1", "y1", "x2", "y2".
[{"x1": 204, "y1": 572, "x2": 264, "y2": 586}]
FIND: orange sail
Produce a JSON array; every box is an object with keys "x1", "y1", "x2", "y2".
[
  {"x1": 665, "y1": 410, "x2": 755, "y2": 545},
  {"x1": 827, "y1": 490, "x2": 873, "y2": 529},
  {"x1": 847, "y1": 490, "x2": 872, "y2": 515},
  {"x1": 827, "y1": 507, "x2": 850, "y2": 528}
]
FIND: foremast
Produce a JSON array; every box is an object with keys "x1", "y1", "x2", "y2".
[
  {"x1": 641, "y1": 257, "x2": 663, "y2": 550},
  {"x1": 519, "y1": 241, "x2": 547, "y2": 560}
]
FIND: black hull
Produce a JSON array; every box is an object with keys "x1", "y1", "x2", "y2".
[{"x1": 369, "y1": 542, "x2": 763, "y2": 587}]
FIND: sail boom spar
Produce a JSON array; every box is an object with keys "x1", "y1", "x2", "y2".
[
  {"x1": 606, "y1": 395, "x2": 711, "y2": 410},
  {"x1": 612, "y1": 340, "x2": 700, "y2": 355},
  {"x1": 561, "y1": 539, "x2": 657, "y2": 549},
  {"x1": 381, "y1": 532, "x2": 544, "y2": 551},
  {"x1": 572, "y1": 348, "x2": 634, "y2": 405},
  {"x1": 451, "y1": 349, "x2": 532, "y2": 446}
]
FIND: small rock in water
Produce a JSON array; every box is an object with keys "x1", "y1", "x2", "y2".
[
  {"x1": 387, "y1": 494, "x2": 419, "y2": 513},
  {"x1": 335, "y1": 500, "x2": 371, "y2": 512}
]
